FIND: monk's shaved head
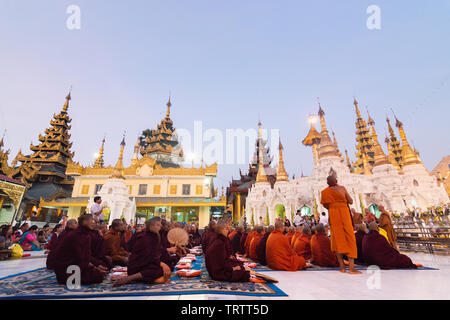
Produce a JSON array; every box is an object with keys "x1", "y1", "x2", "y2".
[
  {"x1": 315, "y1": 223, "x2": 326, "y2": 234},
  {"x1": 209, "y1": 220, "x2": 217, "y2": 230},
  {"x1": 66, "y1": 219, "x2": 78, "y2": 229},
  {"x1": 215, "y1": 220, "x2": 228, "y2": 234},
  {"x1": 302, "y1": 226, "x2": 311, "y2": 235},
  {"x1": 368, "y1": 222, "x2": 379, "y2": 231},
  {"x1": 356, "y1": 224, "x2": 367, "y2": 232},
  {"x1": 274, "y1": 221, "x2": 284, "y2": 230},
  {"x1": 289, "y1": 226, "x2": 295, "y2": 233},
  {"x1": 268, "y1": 225, "x2": 275, "y2": 233},
  {"x1": 327, "y1": 175, "x2": 337, "y2": 186},
  {"x1": 255, "y1": 226, "x2": 264, "y2": 234},
  {"x1": 237, "y1": 225, "x2": 244, "y2": 232}
]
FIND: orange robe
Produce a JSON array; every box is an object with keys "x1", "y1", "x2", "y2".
[
  {"x1": 249, "y1": 233, "x2": 263, "y2": 261},
  {"x1": 244, "y1": 231, "x2": 257, "y2": 256},
  {"x1": 293, "y1": 233, "x2": 312, "y2": 260},
  {"x1": 265, "y1": 229, "x2": 306, "y2": 271},
  {"x1": 320, "y1": 187, "x2": 357, "y2": 258},
  {"x1": 310, "y1": 233, "x2": 339, "y2": 267},
  {"x1": 228, "y1": 230, "x2": 237, "y2": 240},
  {"x1": 285, "y1": 232, "x2": 294, "y2": 246},
  {"x1": 378, "y1": 212, "x2": 397, "y2": 246},
  {"x1": 291, "y1": 231, "x2": 302, "y2": 247}
]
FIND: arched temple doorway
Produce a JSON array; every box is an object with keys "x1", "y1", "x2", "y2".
[
  {"x1": 300, "y1": 205, "x2": 312, "y2": 217},
  {"x1": 275, "y1": 204, "x2": 286, "y2": 220}
]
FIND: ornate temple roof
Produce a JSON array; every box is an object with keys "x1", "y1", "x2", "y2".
[{"x1": 139, "y1": 98, "x2": 184, "y2": 167}]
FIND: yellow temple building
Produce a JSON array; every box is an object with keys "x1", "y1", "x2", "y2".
[{"x1": 39, "y1": 99, "x2": 225, "y2": 228}]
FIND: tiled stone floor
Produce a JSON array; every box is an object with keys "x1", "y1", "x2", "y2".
[{"x1": 1, "y1": 251, "x2": 449, "y2": 300}]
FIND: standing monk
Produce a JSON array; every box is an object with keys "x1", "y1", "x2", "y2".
[
  {"x1": 265, "y1": 221, "x2": 307, "y2": 271},
  {"x1": 378, "y1": 205, "x2": 398, "y2": 250},
  {"x1": 205, "y1": 220, "x2": 250, "y2": 282},
  {"x1": 112, "y1": 217, "x2": 172, "y2": 286},
  {"x1": 320, "y1": 175, "x2": 360, "y2": 274}
]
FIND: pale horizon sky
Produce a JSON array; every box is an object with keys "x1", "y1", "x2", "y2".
[{"x1": 1, "y1": 1, "x2": 449, "y2": 190}]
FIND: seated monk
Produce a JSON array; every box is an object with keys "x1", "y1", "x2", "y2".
[
  {"x1": 351, "y1": 208, "x2": 363, "y2": 227},
  {"x1": 291, "y1": 226, "x2": 302, "y2": 247},
  {"x1": 228, "y1": 227, "x2": 237, "y2": 240},
  {"x1": 285, "y1": 226, "x2": 295, "y2": 245},
  {"x1": 112, "y1": 217, "x2": 172, "y2": 286},
  {"x1": 363, "y1": 222, "x2": 417, "y2": 269},
  {"x1": 160, "y1": 219, "x2": 180, "y2": 270},
  {"x1": 321, "y1": 175, "x2": 360, "y2": 274},
  {"x1": 364, "y1": 208, "x2": 377, "y2": 224},
  {"x1": 248, "y1": 226, "x2": 264, "y2": 261},
  {"x1": 190, "y1": 224, "x2": 202, "y2": 247},
  {"x1": 310, "y1": 223, "x2": 339, "y2": 267},
  {"x1": 256, "y1": 225, "x2": 274, "y2": 265},
  {"x1": 238, "y1": 229, "x2": 248, "y2": 254},
  {"x1": 293, "y1": 226, "x2": 312, "y2": 260},
  {"x1": 104, "y1": 219, "x2": 130, "y2": 266},
  {"x1": 266, "y1": 221, "x2": 307, "y2": 271},
  {"x1": 205, "y1": 220, "x2": 250, "y2": 282},
  {"x1": 201, "y1": 220, "x2": 217, "y2": 253},
  {"x1": 378, "y1": 205, "x2": 398, "y2": 251},
  {"x1": 230, "y1": 226, "x2": 244, "y2": 254},
  {"x1": 90, "y1": 216, "x2": 113, "y2": 270},
  {"x1": 355, "y1": 224, "x2": 367, "y2": 265},
  {"x1": 53, "y1": 215, "x2": 108, "y2": 284},
  {"x1": 244, "y1": 227, "x2": 257, "y2": 256},
  {"x1": 46, "y1": 219, "x2": 78, "y2": 270}
]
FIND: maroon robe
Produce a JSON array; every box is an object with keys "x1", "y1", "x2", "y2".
[
  {"x1": 46, "y1": 228, "x2": 73, "y2": 270},
  {"x1": 190, "y1": 230, "x2": 202, "y2": 247},
  {"x1": 238, "y1": 232, "x2": 248, "y2": 254},
  {"x1": 255, "y1": 232, "x2": 271, "y2": 265},
  {"x1": 205, "y1": 233, "x2": 250, "y2": 282},
  {"x1": 159, "y1": 229, "x2": 179, "y2": 270},
  {"x1": 362, "y1": 230, "x2": 417, "y2": 270},
  {"x1": 201, "y1": 229, "x2": 217, "y2": 253},
  {"x1": 127, "y1": 230, "x2": 165, "y2": 283},
  {"x1": 230, "y1": 231, "x2": 242, "y2": 255},
  {"x1": 127, "y1": 231, "x2": 143, "y2": 253},
  {"x1": 355, "y1": 230, "x2": 366, "y2": 265},
  {"x1": 53, "y1": 226, "x2": 105, "y2": 284},
  {"x1": 89, "y1": 230, "x2": 112, "y2": 269},
  {"x1": 46, "y1": 232, "x2": 59, "y2": 251}
]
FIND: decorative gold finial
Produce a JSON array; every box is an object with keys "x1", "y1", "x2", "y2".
[
  {"x1": 62, "y1": 89, "x2": 71, "y2": 112},
  {"x1": 256, "y1": 121, "x2": 269, "y2": 183},
  {"x1": 276, "y1": 138, "x2": 289, "y2": 182},
  {"x1": 110, "y1": 134, "x2": 126, "y2": 179},
  {"x1": 166, "y1": 94, "x2": 172, "y2": 118},
  {"x1": 93, "y1": 136, "x2": 106, "y2": 168}
]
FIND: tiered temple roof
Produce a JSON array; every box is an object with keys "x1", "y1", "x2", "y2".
[
  {"x1": 139, "y1": 98, "x2": 184, "y2": 167},
  {"x1": 353, "y1": 99, "x2": 375, "y2": 174},
  {"x1": 7, "y1": 93, "x2": 75, "y2": 200}
]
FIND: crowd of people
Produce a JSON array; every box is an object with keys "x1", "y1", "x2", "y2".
[{"x1": 0, "y1": 174, "x2": 422, "y2": 286}]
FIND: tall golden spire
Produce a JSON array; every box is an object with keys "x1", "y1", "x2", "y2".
[
  {"x1": 131, "y1": 137, "x2": 140, "y2": 166},
  {"x1": 110, "y1": 135, "x2": 126, "y2": 179},
  {"x1": 386, "y1": 117, "x2": 403, "y2": 169},
  {"x1": 362, "y1": 151, "x2": 372, "y2": 175},
  {"x1": 394, "y1": 115, "x2": 422, "y2": 167},
  {"x1": 93, "y1": 136, "x2": 106, "y2": 168},
  {"x1": 353, "y1": 99, "x2": 375, "y2": 174},
  {"x1": 166, "y1": 97, "x2": 171, "y2": 118},
  {"x1": 256, "y1": 121, "x2": 268, "y2": 183},
  {"x1": 276, "y1": 139, "x2": 289, "y2": 182},
  {"x1": 302, "y1": 115, "x2": 321, "y2": 165},
  {"x1": 345, "y1": 149, "x2": 354, "y2": 172},
  {"x1": 316, "y1": 102, "x2": 340, "y2": 159},
  {"x1": 62, "y1": 91, "x2": 71, "y2": 113},
  {"x1": 367, "y1": 110, "x2": 390, "y2": 167}
]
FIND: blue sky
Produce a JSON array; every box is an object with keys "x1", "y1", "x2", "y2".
[{"x1": 0, "y1": 0, "x2": 449, "y2": 190}]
